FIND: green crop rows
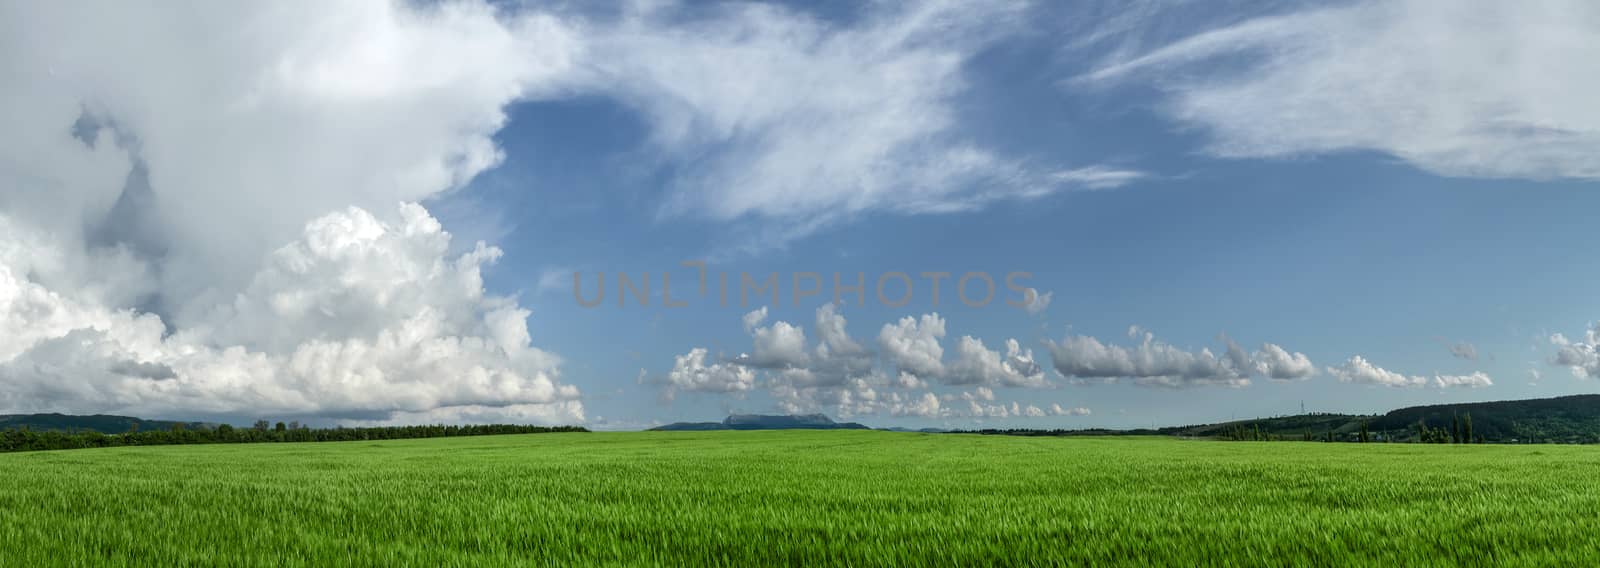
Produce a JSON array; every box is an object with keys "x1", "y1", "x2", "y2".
[{"x1": 2, "y1": 431, "x2": 1596, "y2": 566}]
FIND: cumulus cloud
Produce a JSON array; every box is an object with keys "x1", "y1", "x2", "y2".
[
  {"x1": 877, "y1": 313, "x2": 1051, "y2": 389},
  {"x1": 1049, "y1": 404, "x2": 1092, "y2": 417},
  {"x1": 878, "y1": 314, "x2": 948, "y2": 379},
  {"x1": 1020, "y1": 288, "x2": 1052, "y2": 315},
  {"x1": 1326, "y1": 356, "x2": 1493, "y2": 389},
  {"x1": 815, "y1": 303, "x2": 868, "y2": 361},
  {"x1": 1326, "y1": 356, "x2": 1424, "y2": 388},
  {"x1": 662, "y1": 307, "x2": 1070, "y2": 419},
  {"x1": 3, "y1": 2, "x2": 582, "y2": 314},
  {"x1": 663, "y1": 348, "x2": 756, "y2": 399},
  {"x1": 0, "y1": 2, "x2": 600, "y2": 423},
  {"x1": 926, "y1": 389, "x2": 1089, "y2": 420},
  {"x1": 764, "y1": 380, "x2": 1061, "y2": 421},
  {"x1": 1251, "y1": 342, "x2": 1317, "y2": 381},
  {"x1": 1431, "y1": 372, "x2": 1494, "y2": 389},
  {"x1": 676, "y1": 304, "x2": 883, "y2": 413},
  {"x1": 1551, "y1": 325, "x2": 1600, "y2": 378},
  {"x1": 893, "y1": 372, "x2": 927, "y2": 390},
  {"x1": 1043, "y1": 326, "x2": 1312, "y2": 388},
  {"x1": 771, "y1": 376, "x2": 879, "y2": 417},
  {"x1": 5, "y1": 0, "x2": 1159, "y2": 423},
  {"x1": 944, "y1": 337, "x2": 1050, "y2": 388},
  {"x1": 893, "y1": 392, "x2": 943, "y2": 418},
  {"x1": 0, "y1": 205, "x2": 582, "y2": 422},
  {"x1": 1081, "y1": 0, "x2": 1600, "y2": 180},
  {"x1": 738, "y1": 308, "x2": 811, "y2": 370}
]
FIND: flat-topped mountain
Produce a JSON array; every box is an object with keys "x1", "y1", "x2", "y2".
[{"x1": 651, "y1": 414, "x2": 871, "y2": 431}]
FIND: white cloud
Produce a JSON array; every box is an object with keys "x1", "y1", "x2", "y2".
[
  {"x1": 1049, "y1": 404, "x2": 1091, "y2": 417},
  {"x1": 1449, "y1": 342, "x2": 1479, "y2": 361},
  {"x1": 1083, "y1": 0, "x2": 1600, "y2": 180},
  {"x1": 955, "y1": 399, "x2": 1058, "y2": 419},
  {"x1": 742, "y1": 315, "x2": 811, "y2": 370},
  {"x1": 0, "y1": 2, "x2": 594, "y2": 423},
  {"x1": 660, "y1": 306, "x2": 1071, "y2": 419},
  {"x1": 729, "y1": 304, "x2": 885, "y2": 411},
  {"x1": 814, "y1": 303, "x2": 867, "y2": 360},
  {"x1": 1020, "y1": 288, "x2": 1053, "y2": 316},
  {"x1": 892, "y1": 392, "x2": 943, "y2": 418},
  {"x1": 874, "y1": 312, "x2": 1047, "y2": 389},
  {"x1": 878, "y1": 313, "x2": 948, "y2": 379},
  {"x1": 741, "y1": 307, "x2": 770, "y2": 332},
  {"x1": 1043, "y1": 328, "x2": 1315, "y2": 387},
  {"x1": 944, "y1": 337, "x2": 1051, "y2": 388},
  {"x1": 3, "y1": 2, "x2": 583, "y2": 315},
  {"x1": 735, "y1": 304, "x2": 876, "y2": 387},
  {"x1": 664, "y1": 348, "x2": 756, "y2": 397},
  {"x1": 4, "y1": 0, "x2": 1156, "y2": 423},
  {"x1": 1252, "y1": 342, "x2": 1316, "y2": 381},
  {"x1": 1045, "y1": 327, "x2": 1247, "y2": 388},
  {"x1": 1326, "y1": 356, "x2": 1425, "y2": 388},
  {"x1": 576, "y1": 0, "x2": 1142, "y2": 246},
  {"x1": 893, "y1": 372, "x2": 927, "y2": 390},
  {"x1": 348, "y1": 402, "x2": 586, "y2": 427},
  {"x1": 0, "y1": 205, "x2": 582, "y2": 421},
  {"x1": 534, "y1": 267, "x2": 573, "y2": 296},
  {"x1": 1326, "y1": 356, "x2": 1492, "y2": 389},
  {"x1": 1552, "y1": 324, "x2": 1600, "y2": 378},
  {"x1": 1050, "y1": 166, "x2": 1148, "y2": 190},
  {"x1": 1431, "y1": 372, "x2": 1493, "y2": 389}
]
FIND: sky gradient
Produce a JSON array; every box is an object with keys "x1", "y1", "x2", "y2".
[{"x1": 3, "y1": 0, "x2": 1599, "y2": 430}]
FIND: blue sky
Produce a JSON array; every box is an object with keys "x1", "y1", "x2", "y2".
[
  {"x1": 5, "y1": 0, "x2": 1599, "y2": 428},
  {"x1": 430, "y1": 0, "x2": 1600, "y2": 428}
]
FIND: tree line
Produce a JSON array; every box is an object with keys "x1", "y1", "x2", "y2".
[
  {"x1": 0, "y1": 422, "x2": 587, "y2": 454},
  {"x1": 1219, "y1": 413, "x2": 1488, "y2": 443}
]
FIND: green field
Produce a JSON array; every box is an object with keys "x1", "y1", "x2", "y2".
[{"x1": 2, "y1": 431, "x2": 1597, "y2": 565}]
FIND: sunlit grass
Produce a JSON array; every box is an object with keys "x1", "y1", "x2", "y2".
[{"x1": 1, "y1": 431, "x2": 1594, "y2": 565}]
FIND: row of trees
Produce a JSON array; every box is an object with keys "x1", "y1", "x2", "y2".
[
  {"x1": 1222, "y1": 417, "x2": 1482, "y2": 444},
  {"x1": 1221, "y1": 423, "x2": 1357, "y2": 442},
  {"x1": 1416, "y1": 413, "x2": 1483, "y2": 444},
  {"x1": 1222, "y1": 423, "x2": 1376, "y2": 442},
  {"x1": 0, "y1": 422, "x2": 587, "y2": 453}
]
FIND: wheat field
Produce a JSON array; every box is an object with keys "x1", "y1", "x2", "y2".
[{"x1": 1, "y1": 431, "x2": 1595, "y2": 565}]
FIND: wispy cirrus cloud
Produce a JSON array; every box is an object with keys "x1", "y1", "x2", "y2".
[
  {"x1": 1079, "y1": 0, "x2": 1600, "y2": 180},
  {"x1": 573, "y1": 0, "x2": 1146, "y2": 246}
]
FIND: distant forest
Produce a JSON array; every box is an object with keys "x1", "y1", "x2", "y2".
[
  {"x1": 961, "y1": 394, "x2": 1600, "y2": 444},
  {"x1": 0, "y1": 420, "x2": 586, "y2": 454}
]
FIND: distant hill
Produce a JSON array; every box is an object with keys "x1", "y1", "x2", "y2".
[
  {"x1": 16, "y1": 394, "x2": 1600, "y2": 443},
  {"x1": 1368, "y1": 395, "x2": 1600, "y2": 443},
  {"x1": 1160, "y1": 413, "x2": 1372, "y2": 438},
  {"x1": 1038, "y1": 395, "x2": 1600, "y2": 443},
  {"x1": 1240, "y1": 395, "x2": 1600, "y2": 443},
  {"x1": 651, "y1": 414, "x2": 870, "y2": 431},
  {"x1": 0, "y1": 413, "x2": 211, "y2": 434}
]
